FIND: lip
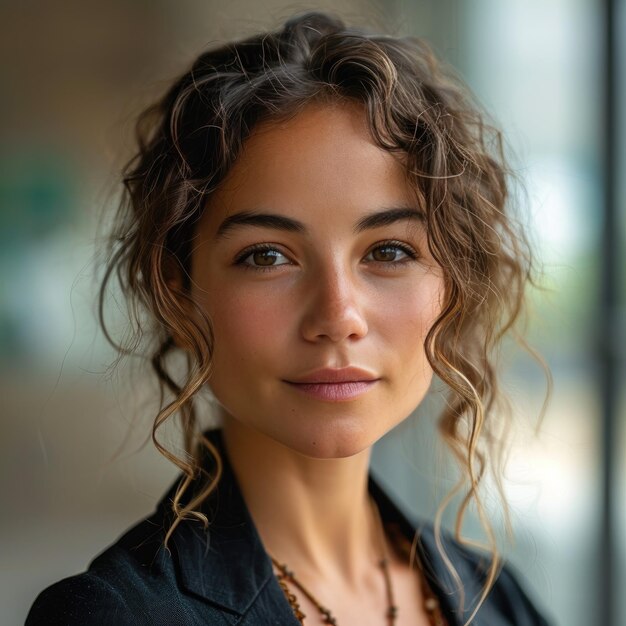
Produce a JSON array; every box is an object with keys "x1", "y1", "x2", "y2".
[
  {"x1": 284, "y1": 367, "x2": 380, "y2": 402},
  {"x1": 286, "y1": 367, "x2": 379, "y2": 384},
  {"x1": 285, "y1": 380, "x2": 379, "y2": 402}
]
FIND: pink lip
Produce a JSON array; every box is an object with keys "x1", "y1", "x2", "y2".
[
  {"x1": 284, "y1": 367, "x2": 380, "y2": 402},
  {"x1": 285, "y1": 380, "x2": 378, "y2": 402}
]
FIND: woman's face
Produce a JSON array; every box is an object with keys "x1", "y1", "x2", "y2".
[{"x1": 189, "y1": 101, "x2": 444, "y2": 459}]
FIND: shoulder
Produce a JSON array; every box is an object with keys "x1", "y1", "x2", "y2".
[
  {"x1": 415, "y1": 523, "x2": 552, "y2": 626},
  {"x1": 370, "y1": 473, "x2": 552, "y2": 625},
  {"x1": 26, "y1": 571, "x2": 135, "y2": 626},
  {"x1": 488, "y1": 559, "x2": 553, "y2": 626},
  {"x1": 25, "y1": 505, "x2": 197, "y2": 625}
]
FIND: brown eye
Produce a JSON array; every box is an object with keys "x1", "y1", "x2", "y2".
[
  {"x1": 371, "y1": 246, "x2": 402, "y2": 262},
  {"x1": 234, "y1": 245, "x2": 291, "y2": 270},
  {"x1": 252, "y1": 250, "x2": 282, "y2": 266},
  {"x1": 366, "y1": 243, "x2": 416, "y2": 264}
]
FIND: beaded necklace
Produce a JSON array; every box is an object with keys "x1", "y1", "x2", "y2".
[{"x1": 268, "y1": 499, "x2": 447, "y2": 625}]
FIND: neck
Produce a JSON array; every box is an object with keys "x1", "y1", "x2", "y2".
[{"x1": 220, "y1": 415, "x2": 382, "y2": 589}]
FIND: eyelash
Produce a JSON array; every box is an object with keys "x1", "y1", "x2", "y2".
[{"x1": 233, "y1": 240, "x2": 419, "y2": 273}]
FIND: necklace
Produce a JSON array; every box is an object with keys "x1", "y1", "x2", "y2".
[{"x1": 268, "y1": 498, "x2": 447, "y2": 625}]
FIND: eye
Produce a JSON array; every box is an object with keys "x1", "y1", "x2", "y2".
[
  {"x1": 363, "y1": 241, "x2": 418, "y2": 267},
  {"x1": 234, "y1": 244, "x2": 292, "y2": 271}
]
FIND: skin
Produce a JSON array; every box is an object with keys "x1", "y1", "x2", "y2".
[{"x1": 186, "y1": 100, "x2": 444, "y2": 623}]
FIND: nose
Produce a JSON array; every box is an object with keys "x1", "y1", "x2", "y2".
[{"x1": 299, "y1": 262, "x2": 368, "y2": 343}]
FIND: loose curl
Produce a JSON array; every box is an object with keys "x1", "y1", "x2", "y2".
[{"x1": 98, "y1": 11, "x2": 547, "y2": 623}]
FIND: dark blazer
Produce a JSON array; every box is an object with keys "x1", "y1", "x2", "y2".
[{"x1": 26, "y1": 428, "x2": 551, "y2": 625}]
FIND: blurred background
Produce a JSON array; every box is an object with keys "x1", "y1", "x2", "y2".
[{"x1": 1, "y1": 1, "x2": 624, "y2": 625}]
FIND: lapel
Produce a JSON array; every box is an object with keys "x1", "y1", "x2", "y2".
[
  {"x1": 161, "y1": 427, "x2": 490, "y2": 625},
  {"x1": 163, "y1": 428, "x2": 282, "y2": 619}
]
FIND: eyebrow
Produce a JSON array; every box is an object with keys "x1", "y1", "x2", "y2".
[{"x1": 214, "y1": 206, "x2": 424, "y2": 239}]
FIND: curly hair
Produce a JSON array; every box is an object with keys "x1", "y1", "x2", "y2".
[{"x1": 98, "y1": 11, "x2": 546, "y2": 622}]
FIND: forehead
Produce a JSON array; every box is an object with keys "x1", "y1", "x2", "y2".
[{"x1": 201, "y1": 101, "x2": 416, "y2": 229}]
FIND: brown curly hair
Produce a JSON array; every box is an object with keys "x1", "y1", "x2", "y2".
[{"x1": 98, "y1": 11, "x2": 546, "y2": 622}]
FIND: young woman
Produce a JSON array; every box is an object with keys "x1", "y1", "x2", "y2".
[{"x1": 27, "y1": 11, "x2": 551, "y2": 626}]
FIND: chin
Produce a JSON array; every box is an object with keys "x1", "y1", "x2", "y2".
[
  {"x1": 218, "y1": 400, "x2": 404, "y2": 460},
  {"x1": 278, "y1": 418, "x2": 385, "y2": 459}
]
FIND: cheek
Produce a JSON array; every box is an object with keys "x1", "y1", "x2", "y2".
[
  {"x1": 374, "y1": 276, "x2": 442, "y2": 392},
  {"x1": 376, "y1": 276, "x2": 442, "y2": 342},
  {"x1": 206, "y1": 285, "x2": 294, "y2": 369}
]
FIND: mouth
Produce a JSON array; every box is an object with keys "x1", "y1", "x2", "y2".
[
  {"x1": 283, "y1": 366, "x2": 380, "y2": 402},
  {"x1": 286, "y1": 366, "x2": 379, "y2": 384},
  {"x1": 284, "y1": 379, "x2": 379, "y2": 402}
]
